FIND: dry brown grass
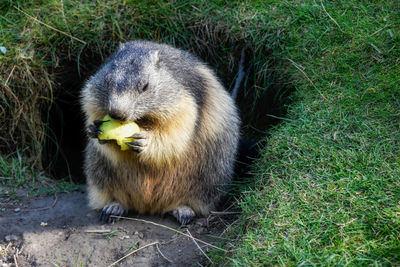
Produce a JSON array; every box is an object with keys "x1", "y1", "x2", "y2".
[{"x1": 1, "y1": 0, "x2": 289, "y2": 169}]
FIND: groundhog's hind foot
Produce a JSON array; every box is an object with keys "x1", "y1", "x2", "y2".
[
  {"x1": 171, "y1": 206, "x2": 195, "y2": 225},
  {"x1": 100, "y1": 202, "x2": 127, "y2": 223}
]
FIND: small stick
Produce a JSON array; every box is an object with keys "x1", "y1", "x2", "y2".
[
  {"x1": 22, "y1": 193, "x2": 58, "y2": 212},
  {"x1": 14, "y1": 7, "x2": 86, "y2": 45},
  {"x1": 187, "y1": 229, "x2": 213, "y2": 264},
  {"x1": 108, "y1": 242, "x2": 158, "y2": 267},
  {"x1": 209, "y1": 211, "x2": 241, "y2": 215},
  {"x1": 266, "y1": 114, "x2": 294, "y2": 122},
  {"x1": 111, "y1": 215, "x2": 229, "y2": 253},
  {"x1": 84, "y1": 229, "x2": 112, "y2": 234},
  {"x1": 13, "y1": 254, "x2": 19, "y2": 267},
  {"x1": 221, "y1": 202, "x2": 236, "y2": 212},
  {"x1": 156, "y1": 243, "x2": 173, "y2": 263}
]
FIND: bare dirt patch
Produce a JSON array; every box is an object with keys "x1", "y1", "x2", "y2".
[{"x1": 0, "y1": 190, "x2": 232, "y2": 266}]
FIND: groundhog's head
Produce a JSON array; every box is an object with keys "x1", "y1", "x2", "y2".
[{"x1": 83, "y1": 41, "x2": 194, "y2": 124}]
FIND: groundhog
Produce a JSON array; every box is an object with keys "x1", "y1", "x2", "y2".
[{"x1": 81, "y1": 40, "x2": 240, "y2": 225}]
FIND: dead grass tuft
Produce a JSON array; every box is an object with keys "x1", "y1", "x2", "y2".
[{"x1": 1, "y1": 1, "x2": 291, "y2": 168}]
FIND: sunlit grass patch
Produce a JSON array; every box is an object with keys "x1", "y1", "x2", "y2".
[{"x1": 213, "y1": 0, "x2": 400, "y2": 265}]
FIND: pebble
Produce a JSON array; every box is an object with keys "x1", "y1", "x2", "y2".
[
  {"x1": 119, "y1": 235, "x2": 130, "y2": 240},
  {"x1": 4, "y1": 234, "x2": 19, "y2": 242},
  {"x1": 134, "y1": 231, "x2": 144, "y2": 239}
]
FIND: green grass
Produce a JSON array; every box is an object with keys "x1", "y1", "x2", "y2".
[
  {"x1": 215, "y1": 0, "x2": 400, "y2": 265},
  {"x1": 103, "y1": 230, "x2": 119, "y2": 240},
  {"x1": 1, "y1": 0, "x2": 400, "y2": 265},
  {"x1": 0, "y1": 151, "x2": 81, "y2": 199}
]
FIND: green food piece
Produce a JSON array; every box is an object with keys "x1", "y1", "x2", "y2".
[{"x1": 98, "y1": 115, "x2": 140, "y2": 151}]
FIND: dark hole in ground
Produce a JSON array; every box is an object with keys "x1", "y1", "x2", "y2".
[
  {"x1": 42, "y1": 54, "x2": 103, "y2": 182},
  {"x1": 42, "y1": 45, "x2": 294, "y2": 183}
]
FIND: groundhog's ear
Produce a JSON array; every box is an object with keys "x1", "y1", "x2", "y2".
[{"x1": 150, "y1": 50, "x2": 161, "y2": 68}]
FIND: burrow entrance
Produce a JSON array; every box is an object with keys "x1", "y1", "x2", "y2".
[
  {"x1": 42, "y1": 53, "x2": 103, "y2": 181},
  {"x1": 42, "y1": 46, "x2": 293, "y2": 182}
]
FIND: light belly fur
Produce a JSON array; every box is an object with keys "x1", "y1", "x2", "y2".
[{"x1": 109, "y1": 159, "x2": 196, "y2": 215}]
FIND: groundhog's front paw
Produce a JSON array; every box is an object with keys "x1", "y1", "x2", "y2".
[
  {"x1": 171, "y1": 206, "x2": 195, "y2": 225},
  {"x1": 100, "y1": 202, "x2": 127, "y2": 223},
  {"x1": 125, "y1": 132, "x2": 149, "y2": 153}
]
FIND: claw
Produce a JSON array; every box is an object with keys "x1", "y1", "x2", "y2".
[
  {"x1": 127, "y1": 132, "x2": 145, "y2": 139},
  {"x1": 124, "y1": 142, "x2": 143, "y2": 153},
  {"x1": 88, "y1": 124, "x2": 103, "y2": 138},
  {"x1": 171, "y1": 206, "x2": 195, "y2": 225},
  {"x1": 124, "y1": 132, "x2": 148, "y2": 153},
  {"x1": 94, "y1": 119, "x2": 109, "y2": 127},
  {"x1": 88, "y1": 120, "x2": 111, "y2": 139},
  {"x1": 100, "y1": 203, "x2": 126, "y2": 223}
]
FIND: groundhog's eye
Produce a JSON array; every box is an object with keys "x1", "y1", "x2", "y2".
[{"x1": 140, "y1": 83, "x2": 149, "y2": 93}]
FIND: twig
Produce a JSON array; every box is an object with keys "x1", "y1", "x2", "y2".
[
  {"x1": 13, "y1": 254, "x2": 19, "y2": 267},
  {"x1": 287, "y1": 58, "x2": 328, "y2": 101},
  {"x1": 231, "y1": 47, "x2": 246, "y2": 101},
  {"x1": 266, "y1": 114, "x2": 294, "y2": 122},
  {"x1": 22, "y1": 193, "x2": 58, "y2": 212},
  {"x1": 209, "y1": 211, "x2": 241, "y2": 215},
  {"x1": 221, "y1": 202, "x2": 236, "y2": 212},
  {"x1": 207, "y1": 203, "x2": 238, "y2": 227},
  {"x1": 111, "y1": 216, "x2": 229, "y2": 252},
  {"x1": 14, "y1": 7, "x2": 86, "y2": 45},
  {"x1": 156, "y1": 243, "x2": 173, "y2": 263},
  {"x1": 187, "y1": 229, "x2": 213, "y2": 264},
  {"x1": 108, "y1": 242, "x2": 159, "y2": 267},
  {"x1": 320, "y1": 0, "x2": 344, "y2": 33},
  {"x1": 84, "y1": 229, "x2": 112, "y2": 234}
]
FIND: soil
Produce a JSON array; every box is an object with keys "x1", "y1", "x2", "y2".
[{"x1": 0, "y1": 190, "x2": 233, "y2": 266}]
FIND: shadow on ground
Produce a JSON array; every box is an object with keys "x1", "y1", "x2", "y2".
[{"x1": 0, "y1": 191, "x2": 230, "y2": 266}]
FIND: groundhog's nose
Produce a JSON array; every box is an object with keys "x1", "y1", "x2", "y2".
[{"x1": 108, "y1": 110, "x2": 125, "y2": 121}]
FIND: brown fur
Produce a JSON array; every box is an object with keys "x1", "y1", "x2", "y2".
[{"x1": 81, "y1": 41, "x2": 240, "y2": 220}]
